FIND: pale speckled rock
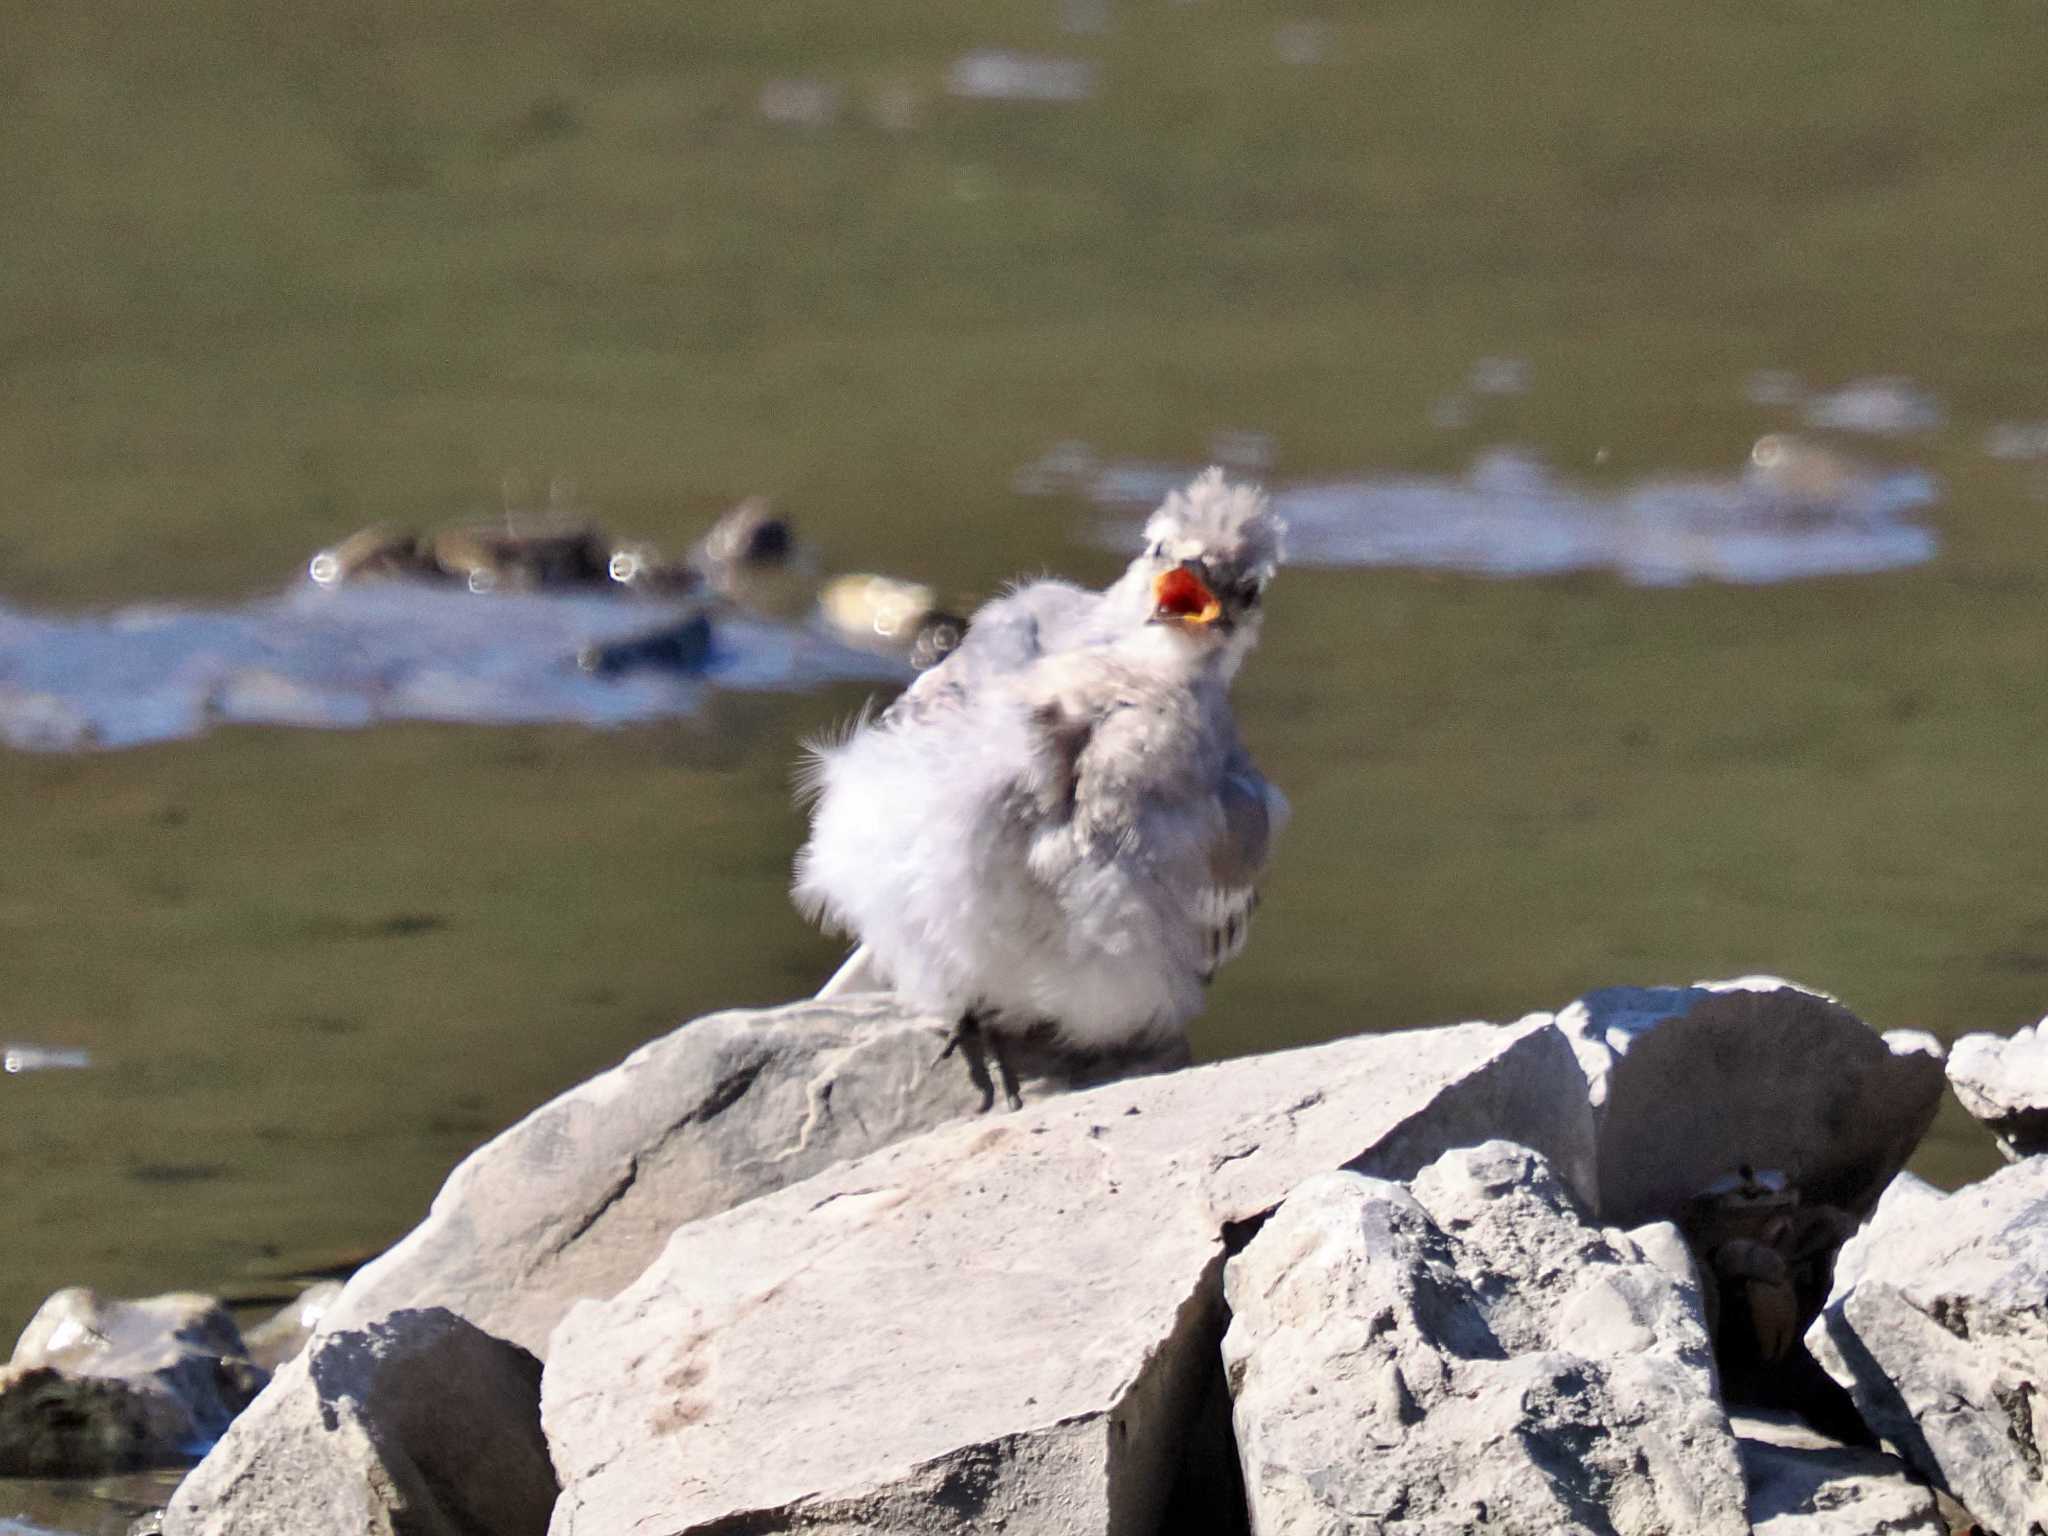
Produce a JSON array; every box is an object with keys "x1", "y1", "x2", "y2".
[
  {"x1": 1733, "y1": 1410, "x2": 1943, "y2": 1535},
  {"x1": 1221, "y1": 1145, "x2": 1747, "y2": 1536},
  {"x1": 319, "y1": 996, "x2": 1183, "y2": 1357},
  {"x1": 1948, "y1": 1023, "x2": 2048, "y2": 1161},
  {"x1": 0, "y1": 1290, "x2": 264, "y2": 1477},
  {"x1": 161, "y1": 1308, "x2": 554, "y2": 1536},
  {"x1": 1808, "y1": 1156, "x2": 2048, "y2": 1536},
  {"x1": 542, "y1": 1017, "x2": 1595, "y2": 1536},
  {"x1": 1549, "y1": 976, "x2": 1946, "y2": 1225}
]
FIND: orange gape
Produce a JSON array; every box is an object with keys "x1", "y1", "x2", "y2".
[{"x1": 1153, "y1": 567, "x2": 1222, "y2": 624}]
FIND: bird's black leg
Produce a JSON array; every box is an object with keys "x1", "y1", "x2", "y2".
[
  {"x1": 985, "y1": 1029, "x2": 1024, "y2": 1113},
  {"x1": 937, "y1": 1010, "x2": 999, "y2": 1113}
]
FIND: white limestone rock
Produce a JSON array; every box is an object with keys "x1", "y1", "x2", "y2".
[
  {"x1": 1733, "y1": 1410, "x2": 1943, "y2": 1535},
  {"x1": 319, "y1": 995, "x2": 1182, "y2": 1356},
  {"x1": 1808, "y1": 1156, "x2": 2048, "y2": 1536},
  {"x1": 1948, "y1": 1022, "x2": 2048, "y2": 1161},
  {"x1": 1221, "y1": 1144, "x2": 1748, "y2": 1536},
  {"x1": 160, "y1": 1308, "x2": 555, "y2": 1536},
  {"x1": 541, "y1": 1017, "x2": 1595, "y2": 1536}
]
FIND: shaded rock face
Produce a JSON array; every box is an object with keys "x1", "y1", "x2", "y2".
[
  {"x1": 1733, "y1": 1410, "x2": 1944, "y2": 1536},
  {"x1": 540, "y1": 1018, "x2": 1595, "y2": 1536},
  {"x1": 1554, "y1": 977, "x2": 1947, "y2": 1227},
  {"x1": 319, "y1": 996, "x2": 1183, "y2": 1357},
  {"x1": 1220, "y1": 1146, "x2": 1748, "y2": 1536},
  {"x1": 1948, "y1": 1023, "x2": 2048, "y2": 1161},
  {"x1": 0, "y1": 1291, "x2": 264, "y2": 1477},
  {"x1": 1550, "y1": 978, "x2": 1947, "y2": 1430},
  {"x1": 161, "y1": 1308, "x2": 555, "y2": 1536},
  {"x1": 1808, "y1": 1157, "x2": 2048, "y2": 1536}
]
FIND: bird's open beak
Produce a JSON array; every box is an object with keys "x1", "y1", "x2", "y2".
[{"x1": 1152, "y1": 564, "x2": 1224, "y2": 626}]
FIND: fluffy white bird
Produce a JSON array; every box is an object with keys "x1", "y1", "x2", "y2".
[
  {"x1": 794, "y1": 471, "x2": 1286, "y2": 1104},
  {"x1": 814, "y1": 469, "x2": 1282, "y2": 998}
]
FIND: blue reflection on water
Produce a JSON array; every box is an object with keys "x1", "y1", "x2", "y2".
[{"x1": 0, "y1": 583, "x2": 908, "y2": 753}]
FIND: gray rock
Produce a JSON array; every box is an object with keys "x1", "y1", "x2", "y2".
[
  {"x1": 0, "y1": 1291, "x2": 264, "y2": 1477},
  {"x1": 239, "y1": 1280, "x2": 344, "y2": 1373},
  {"x1": 1221, "y1": 1145, "x2": 1747, "y2": 1536},
  {"x1": 319, "y1": 996, "x2": 1182, "y2": 1356},
  {"x1": 1828, "y1": 1173, "x2": 1945, "y2": 1298},
  {"x1": 1552, "y1": 976, "x2": 1946, "y2": 1225},
  {"x1": 542, "y1": 1017, "x2": 1594, "y2": 1536},
  {"x1": 1629, "y1": 1217, "x2": 1709, "y2": 1294},
  {"x1": 1733, "y1": 1410, "x2": 1943, "y2": 1535},
  {"x1": 1948, "y1": 1023, "x2": 2048, "y2": 1161},
  {"x1": 1808, "y1": 1155, "x2": 2048, "y2": 1536},
  {"x1": 161, "y1": 1308, "x2": 555, "y2": 1536}
]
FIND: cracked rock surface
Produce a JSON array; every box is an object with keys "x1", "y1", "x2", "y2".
[
  {"x1": 160, "y1": 1308, "x2": 555, "y2": 1536},
  {"x1": 1808, "y1": 1156, "x2": 2048, "y2": 1536},
  {"x1": 1221, "y1": 1144, "x2": 1748, "y2": 1536},
  {"x1": 1733, "y1": 1409, "x2": 1943, "y2": 1535},
  {"x1": 540, "y1": 1017, "x2": 1594, "y2": 1536},
  {"x1": 316, "y1": 996, "x2": 1180, "y2": 1357}
]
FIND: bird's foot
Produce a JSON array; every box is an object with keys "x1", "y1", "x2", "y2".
[
  {"x1": 987, "y1": 1030, "x2": 1024, "y2": 1113},
  {"x1": 937, "y1": 1012, "x2": 1023, "y2": 1113}
]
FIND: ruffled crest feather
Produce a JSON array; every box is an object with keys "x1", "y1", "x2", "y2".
[{"x1": 1142, "y1": 468, "x2": 1285, "y2": 585}]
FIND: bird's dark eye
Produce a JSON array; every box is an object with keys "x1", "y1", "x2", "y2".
[
  {"x1": 1147, "y1": 542, "x2": 1165, "y2": 558},
  {"x1": 1237, "y1": 584, "x2": 1261, "y2": 610}
]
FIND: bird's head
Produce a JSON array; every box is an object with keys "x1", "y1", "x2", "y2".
[{"x1": 1129, "y1": 469, "x2": 1281, "y2": 678}]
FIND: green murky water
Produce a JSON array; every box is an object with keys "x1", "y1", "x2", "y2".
[{"x1": 5, "y1": 0, "x2": 2044, "y2": 1401}]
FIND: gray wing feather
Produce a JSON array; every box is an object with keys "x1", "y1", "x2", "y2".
[
  {"x1": 1025, "y1": 670, "x2": 1287, "y2": 984},
  {"x1": 1198, "y1": 759, "x2": 1289, "y2": 980}
]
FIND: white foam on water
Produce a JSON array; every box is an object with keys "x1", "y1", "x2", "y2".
[
  {"x1": 0, "y1": 583, "x2": 907, "y2": 754},
  {"x1": 1801, "y1": 375, "x2": 1945, "y2": 436},
  {"x1": 1060, "y1": 443, "x2": 1940, "y2": 586},
  {"x1": 1983, "y1": 422, "x2": 2048, "y2": 461}
]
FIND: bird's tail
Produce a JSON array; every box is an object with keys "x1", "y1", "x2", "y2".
[{"x1": 815, "y1": 943, "x2": 890, "y2": 998}]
